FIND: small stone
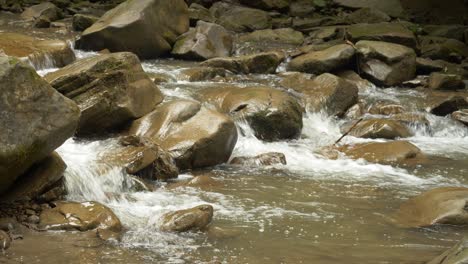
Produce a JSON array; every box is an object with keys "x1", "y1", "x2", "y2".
[
  {"x1": 160, "y1": 204, "x2": 214, "y2": 232},
  {"x1": 0, "y1": 230, "x2": 11, "y2": 250}
]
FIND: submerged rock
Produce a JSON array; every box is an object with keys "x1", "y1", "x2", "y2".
[
  {"x1": 0, "y1": 32, "x2": 75, "y2": 69},
  {"x1": 428, "y1": 238, "x2": 468, "y2": 264},
  {"x1": 45, "y1": 52, "x2": 163, "y2": 136},
  {"x1": 168, "y1": 175, "x2": 223, "y2": 190},
  {"x1": 160, "y1": 204, "x2": 213, "y2": 232},
  {"x1": 200, "y1": 86, "x2": 303, "y2": 141},
  {"x1": 394, "y1": 187, "x2": 468, "y2": 228},
  {"x1": 0, "y1": 56, "x2": 80, "y2": 195},
  {"x1": 172, "y1": 21, "x2": 233, "y2": 60},
  {"x1": 129, "y1": 100, "x2": 238, "y2": 170},
  {"x1": 76, "y1": 0, "x2": 189, "y2": 59},
  {"x1": 287, "y1": 44, "x2": 355, "y2": 74},
  {"x1": 200, "y1": 51, "x2": 284, "y2": 74},
  {"x1": 347, "y1": 119, "x2": 412, "y2": 139},
  {"x1": 356, "y1": 40, "x2": 417, "y2": 86},
  {"x1": 39, "y1": 201, "x2": 122, "y2": 240},
  {"x1": 337, "y1": 141, "x2": 425, "y2": 166},
  {"x1": 230, "y1": 152, "x2": 287, "y2": 166}
]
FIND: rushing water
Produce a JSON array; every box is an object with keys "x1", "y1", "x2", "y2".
[{"x1": 18, "y1": 49, "x2": 468, "y2": 263}]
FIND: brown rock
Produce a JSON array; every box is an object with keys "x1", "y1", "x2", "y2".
[
  {"x1": 160, "y1": 204, "x2": 213, "y2": 232},
  {"x1": 200, "y1": 51, "x2": 284, "y2": 74},
  {"x1": 230, "y1": 152, "x2": 286, "y2": 166},
  {"x1": 168, "y1": 175, "x2": 222, "y2": 190},
  {"x1": 452, "y1": 109, "x2": 468, "y2": 126},
  {"x1": 428, "y1": 73, "x2": 466, "y2": 90},
  {"x1": 348, "y1": 119, "x2": 412, "y2": 139},
  {"x1": 0, "y1": 230, "x2": 11, "y2": 250}
]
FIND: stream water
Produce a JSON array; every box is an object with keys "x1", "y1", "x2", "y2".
[{"x1": 6, "y1": 48, "x2": 468, "y2": 263}]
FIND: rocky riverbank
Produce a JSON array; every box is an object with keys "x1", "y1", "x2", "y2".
[{"x1": 1, "y1": 0, "x2": 468, "y2": 263}]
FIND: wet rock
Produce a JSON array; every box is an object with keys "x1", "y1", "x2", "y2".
[
  {"x1": 72, "y1": 14, "x2": 98, "y2": 32},
  {"x1": 206, "y1": 226, "x2": 241, "y2": 240},
  {"x1": 368, "y1": 102, "x2": 405, "y2": 115},
  {"x1": 0, "y1": 56, "x2": 79, "y2": 195},
  {"x1": 347, "y1": 119, "x2": 412, "y2": 139},
  {"x1": 356, "y1": 40, "x2": 417, "y2": 86},
  {"x1": 1, "y1": 152, "x2": 66, "y2": 202},
  {"x1": 429, "y1": 95, "x2": 468, "y2": 116},
  {"x1": 281, "y1": 72, "x2": 358, "y2": 116},
  {"x1": 129, "y1": 100, "x2": 238, "y2": 170},
  {"x1": 239, "y1": 0, "x2": 289, "y2": 11},
  {"x1": 346, "y1": 8, "x2": 391, "y2": 24},
  {"x1": 428, "y1": 73, "x2": 466, "y2": 91},
  {"x1": 200, "y1": 86, "x2": 303, "y2": 141},
  {"x1": 200, "y1": 51, "x2": 284, "y2": 74},
  {"x1": 75, "y1": 0, "x2": 189, "y2": 59},
  {"x1": 160, "y1": 204, "x2": 213, "y2": 232},
  {"x1": 172, "y1": 21, "x2": 232, "y2": 60},
  {"x1": 0, "y1": 230, "x2": 11, "y2": 250},
  {"x1": 21, "y1": 2, "x2": 62, "y2": 23},
  {"x1": 106, "y1": 136, "x2": 179, "y2": 181},
  {"x1": 390, "y1": 113, "x2": 430, "y2": 128},
  {"x1": 168, "y1": 175, "x2": 222, "y2": 190},
  {"x1": 394, "y1": 187, "x2": 468, "y2": 228},
  {"x1": 39, "y1": 201, "x2": 122, "y2": 240},
  {"x1": 179, "y1": 67, "x2": 227, "y2": 82},
  {"x1": 45, "y1": 52, "x2": 163, "y2": 136},
  {"x1": 346, "y1": 23, "x2": 417, "y2": 50},
  {"x1": 333, "y1": 0, "x2": 405, "y2": 18},
  {"x1": 344, "y1": 102, "x2": 365, "y2": 119},
  {"x1": 209, "y1": 2, "x2": 271, "y2": 33},
  {"x1": 428, "y1": 238, "x2": 468, "y2": 264},
  {"x1": 452, "y1": 109, "x2": 468, "y2": 126},
  {"x1": 230, "y1": 152, "x2": 286, "y2": 166},
  {"x1": 188, "y1": 3, "x2": 215, "y2": 26},
  {"x1": 287, "y1": 44, "x2": 355, "y2": 74},
  {"x1": 0, "y1": 32, "x2": 75, "y2": 69},
  {"x1": 420, "y1": 36, "x2": 468, "y2": 62},
  {"x1": 337, "y1": 141, "x2": 425, "y2": 166},
  {"x1": 239, "y1": 28, "x2": 304, "y2": 46}
]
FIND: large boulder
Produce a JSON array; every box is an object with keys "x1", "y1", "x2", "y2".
[
  {"x1": 160, "y1": 204, "x2": 213, "y2": 232},
  {"x1": 347, "y1": 119, "x2": 412, "y2": 139},
  {"x1": 188, "y1": 3, "x2": 216, "y2": 26},
  {"x1": 21, "y1": 2, "x2": 62, "y2": 22},
  {"x1": 200, "y1": 86, "x2": 303, "y2": 141},
  {"x1": 209, "y1": 2, "x2": 271, "y2": 32},
  {"x1": 0, "y1": 152, "x2": 66, "y2": 202},
  {"x1": 333, "y1": 0, "x2": 405, "y2": 18},
  {"x1": 280, "y1": 72, "x2": 358, "y2": 116},
  {"x1": 346, "y1": 23, "x2": 418, "y2": 49},
  {"x1": 336, "y1": 141, "x2": 425, "y2": 166},
  {"x1": 356, "y1": 40, "x2": 417, "y2": 86},
  {"x1": 429, "y1": 95, "x2": 468, "y2": 116},
  {"x1": 0, "y1": 56, "x2": 80, "y2": 194},
  {"x1": 128, "y1": 100, "x2": 238, "y2": 169},
  {"x1": 0, "y1": 32, "x2": 75, "y2": 69},
  {"x1": 428, "y1": 238, "x2": 468, "y2": 264},
  {"x1": 172, "y1": 21, "x2": 232, "y2": 60},
  {"x1": 200, "y1": 51, "x2": 284, "y2": 74},
  {"x1": 287, "y1": 44, "x2": 355, "y2": 74},
  {"x1": 75, "y1": 0, "x2": 189, "y2": 59},
  {"x1": 45, "y1": 52, "x2": 163, "y2": 136},
  {"x1": 39, "y1": 201, "x2": 122, "y2": 240},
  {"x1": 394, "y1": 187, "x2": 468, "y2": 228}
]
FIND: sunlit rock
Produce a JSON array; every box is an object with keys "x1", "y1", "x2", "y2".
[
  {"x1": 160, "y1": 204, "x2": 213, "y2": 232},
  {"x1": 346, "y1": 119, "x2": 412, "y2": 139},
  {"x1": 230, "y1": 152, "x2": 287, "y2": 166},
  {"x1": 452, "y1": 109, "x2": 468, "y2": 126},
  {"x1": 209, "y1": 2, "x2": 271, "y2": 32}
]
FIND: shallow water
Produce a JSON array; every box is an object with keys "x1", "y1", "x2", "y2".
[{"x1": 5, "y1": 50, "x2": 468, "y2": 263}]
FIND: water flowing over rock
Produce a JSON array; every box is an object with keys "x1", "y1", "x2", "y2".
[
  {"x1": 347, "y1": 119, "x2": 412, "y2": 139},
  {"x1": 39, "y1": 201, "x2": 122, "y2": 240},
  {"x1": 336, "y1": 141, "x2": 425, "y2": 166},
  {"x1": 172, "y1": 21, "x2": 233, "y2": 60},
  {"x1": 168, "y1": 175, "x2": 223, "y2": 190},
  {"x1": 356, "y1": 40, "x2": 417, "y2": 86},
  {"x1": 209, "y1": 2, "x2": 272, "y2": 32},
  {"x1": 287, "y1": 44, "x2": 355, "y2": 74},
  {"x1": 200, "y1": 86, "x2": 303, "y2": 141},
  {"x1": 452, "y1": 110, "x2": 468, "y2": 126},
  {"x1": 75, "y1": 0, "x2": 189, "y2": 59},
  {"x1": 346, "y1": 23, "x2": 418, "y2": 49},
  {"x1": 230, "y1": 152, "x2": 287, "y2": 166},
  {"x1": 428, "y1": 238, "x2": 468, "y2": 264},
  {"x1": 394, "y1": 187, "x2": 468, "y2": 228},
  {"x1": 129, "y1": 100, "x2": 238, "y2": 169},
  {"x1": 200, "y1": 51, "x2": 284, "y2": 74},
  {"x1": 45, "y1": 52, "x2": 163, "y2": 136},
  {"x1": 0, "y1": 152, "x2": 66, "y2": 202},
  {"x1": 0, "y1": 32, "x2": 75, "y2": 69},
  {"x1": 0, "y1": 56, "x2": 80, "y2": 195},
  {"x1": 280, "y1": 72, "x2": 358, "y2": 116},
  {"x1": 160, "y1": 204, "x2": 213, "y2": 232}
]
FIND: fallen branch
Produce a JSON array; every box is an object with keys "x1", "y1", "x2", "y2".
[{"x1": 334, "y1": 118, "x2": 364, "y2": 146}]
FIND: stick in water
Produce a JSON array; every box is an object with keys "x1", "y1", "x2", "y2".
[{"x1": 334, "y1": 118, "x2": 364, "y2": 145}]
